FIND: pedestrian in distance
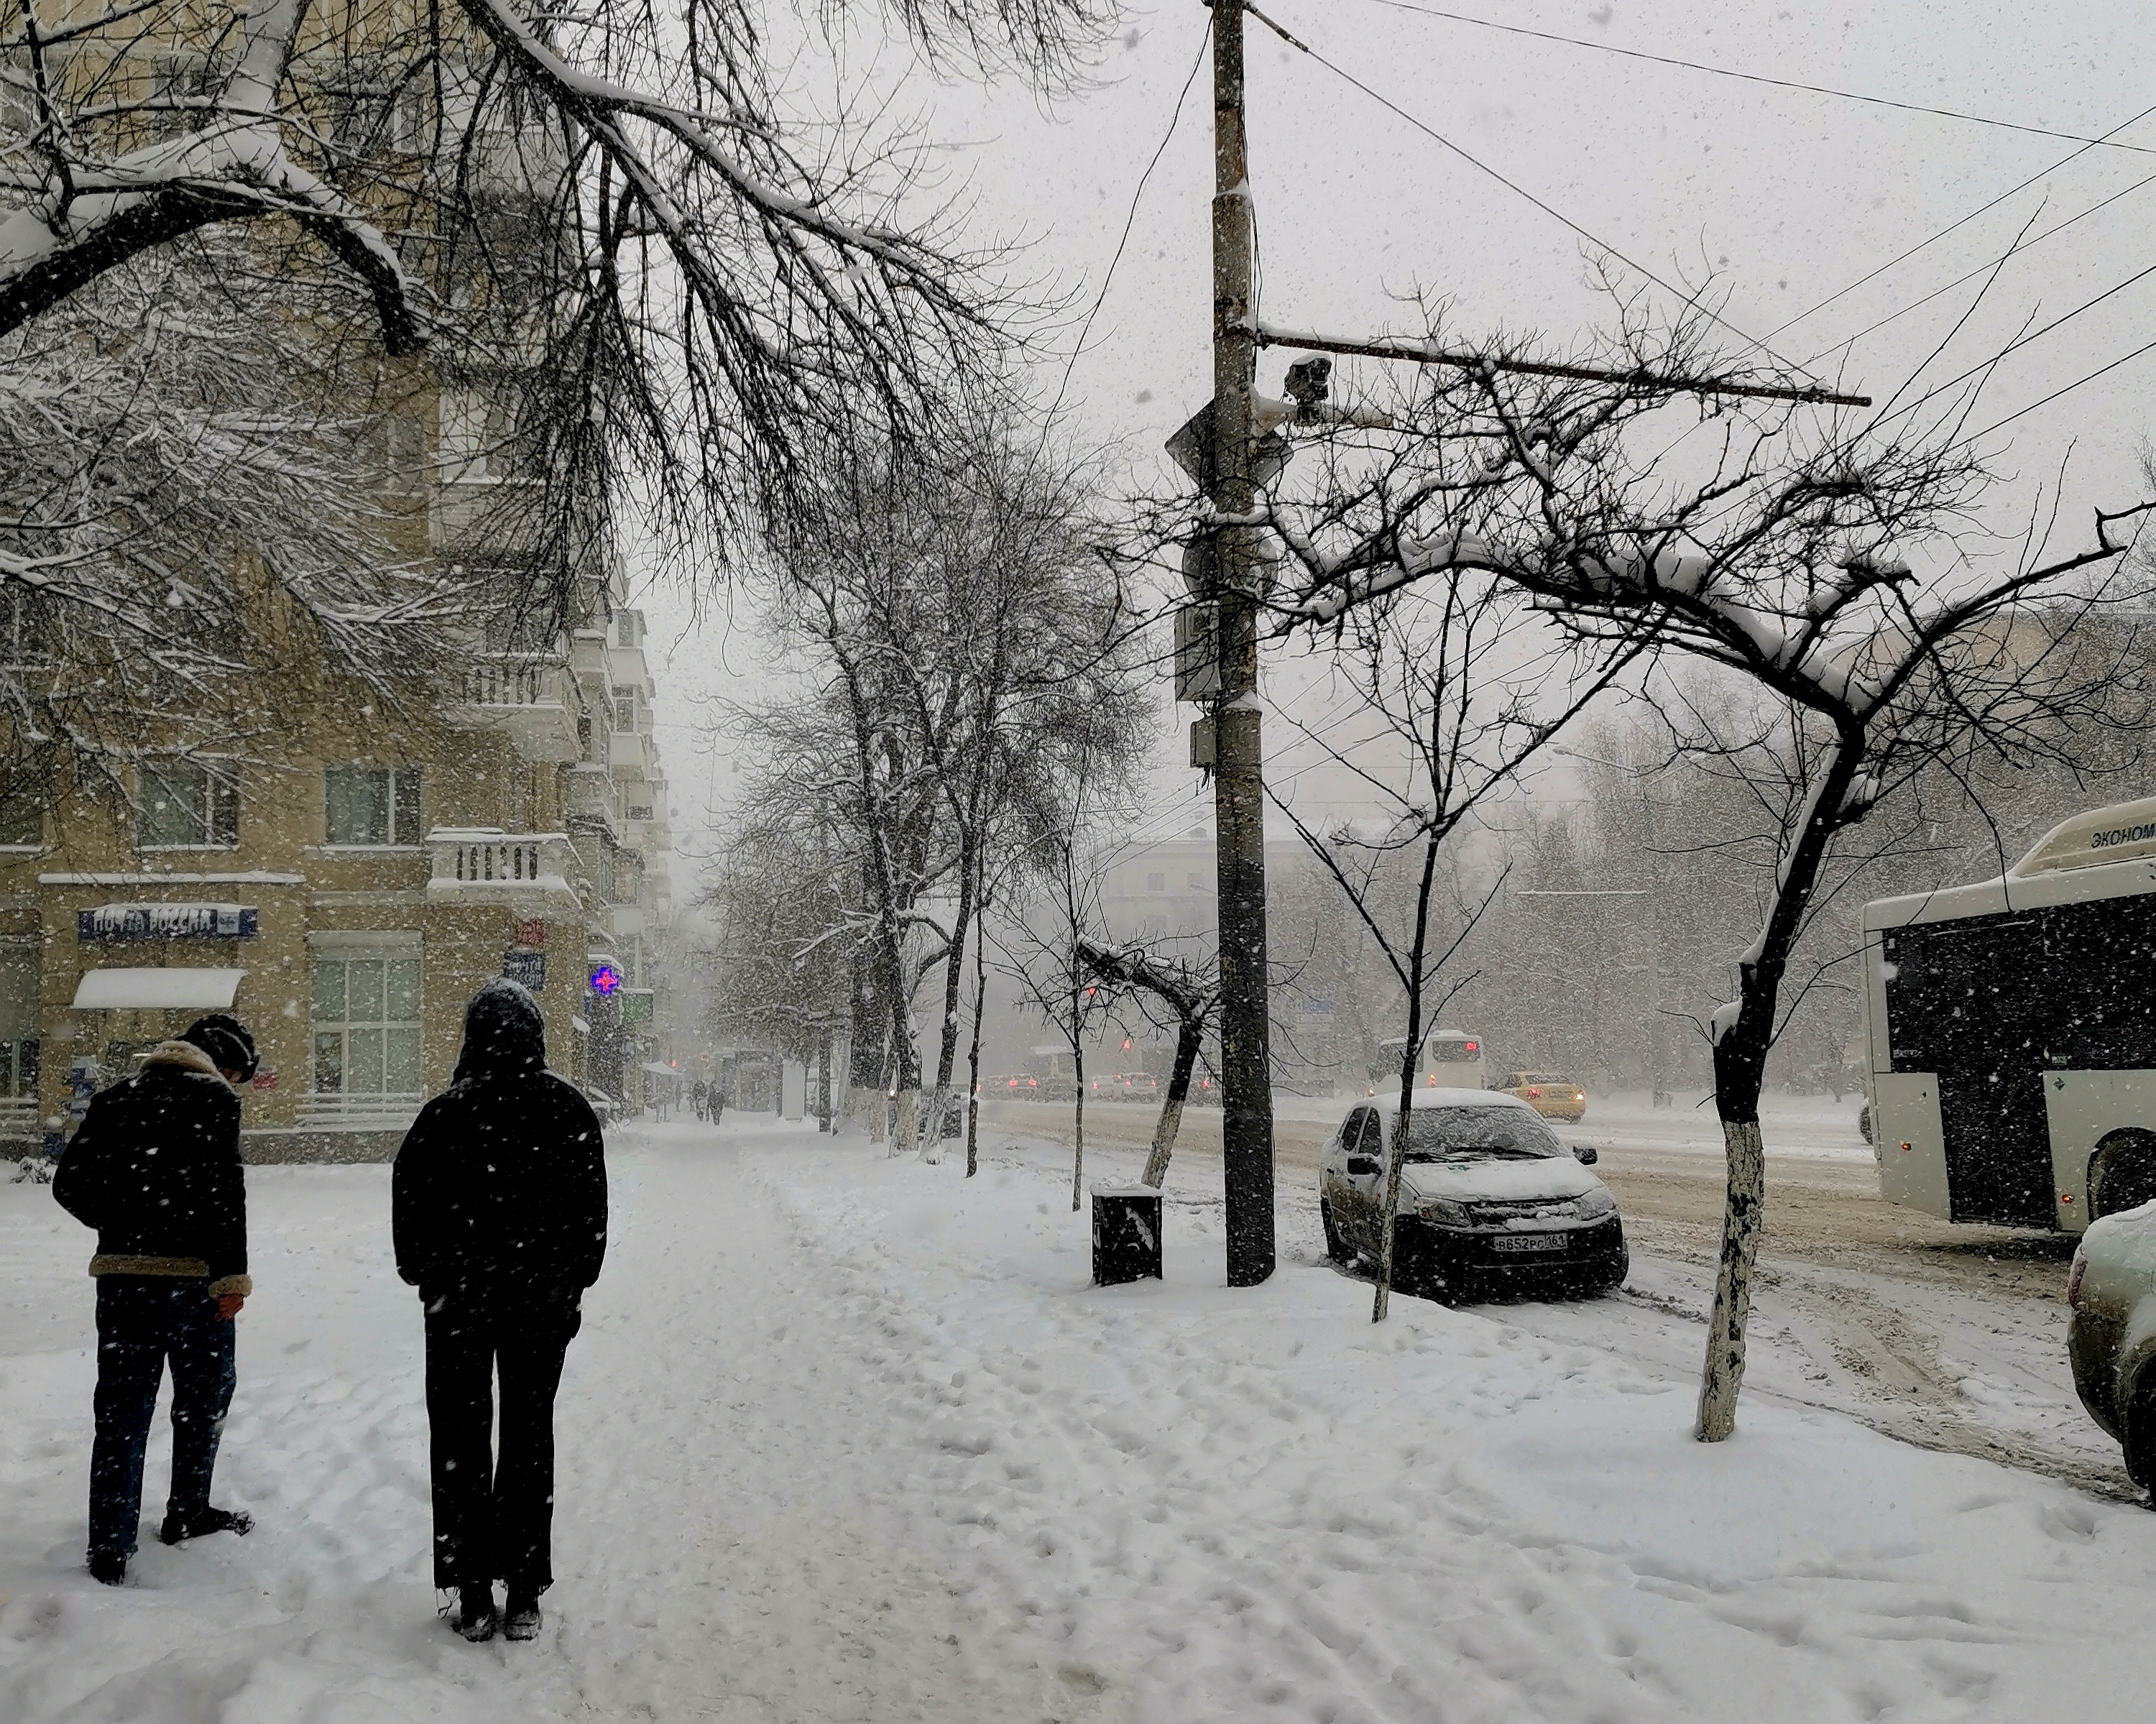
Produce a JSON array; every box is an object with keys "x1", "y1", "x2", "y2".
[
  {"x1": 392, "y1": 979, "x2": 607, "y2": 1644},
  {"x1": 52, "y1": 1013, "x2": 261, "y2": 1587}
]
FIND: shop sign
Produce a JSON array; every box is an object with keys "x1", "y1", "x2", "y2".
[
  {"x1": 251, "y1": 1069, "x2": 278, "y2": 1091},
  {"x1": 620, "y1": 990, "x2": 652, "y2": 1026},
  {"x1": 504, "y1": 949, "x2": 547, "y2": 990},
  {"x1": 79, "y1": 903, "x2": 257, "y2": 942},
  {"x1": 589, "y1": 962, "x2": 623, "y2": 996},
  {"x1": 513, "y1": 916, "x2": 545, "y2": 949}
]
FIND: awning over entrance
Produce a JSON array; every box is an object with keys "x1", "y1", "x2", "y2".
[
  {"x1": 642, "y1": 1061, "x2": 681, "y2": 1079},
  {"x1": 71, "y1": 968, "x2": 245, "y2": 1010}
]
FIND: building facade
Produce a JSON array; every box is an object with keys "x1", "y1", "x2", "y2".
[{"x1": 0, "y1": 589, "x2": 673, "y2": 1161}]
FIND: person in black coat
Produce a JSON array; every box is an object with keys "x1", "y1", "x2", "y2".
[
  {"x1": 53, "y1": 1013, "x2": 261, "y2": 1585},
  {"x1": 393, "y1": 978, "x2": 606, "y2": 1644}
]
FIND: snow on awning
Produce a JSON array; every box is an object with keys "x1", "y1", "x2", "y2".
[
  {"x1": 72, "y1": 967, "x2": 244, "y2": 1010},
  {"x1": 571, "y1": 1015, "x2": 591, "y2": 1036},
  {"x1": 642, "y1": 1061, "x2": 680, "y2": 1079}
]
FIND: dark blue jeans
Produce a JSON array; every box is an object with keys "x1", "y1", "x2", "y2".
[{"x1": 88, "y1": 1278, "x2": 236, "y2": 1557}]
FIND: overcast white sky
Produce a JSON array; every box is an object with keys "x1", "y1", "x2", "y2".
[{"x1": 642, "y1": 0, "x2": 2156, "y2": 894}]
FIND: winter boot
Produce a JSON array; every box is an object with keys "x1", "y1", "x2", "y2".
[
  {"x1": 88, "y1": 1549, "x2": 126, "y2": 1586},
  {"x1": 452, "y1": 1585, "x2": 499, "y2": 1642},
  {"x1": 503, "y1": 1591, "x2": 543, "y2": 1641},
  {"x1": 160, "y1": 1506, "x2": 254, "y2": 1546}
]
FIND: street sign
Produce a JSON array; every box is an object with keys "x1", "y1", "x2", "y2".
[{"x1": 504, "y1": 950, "x2": 547, "y2": 990}]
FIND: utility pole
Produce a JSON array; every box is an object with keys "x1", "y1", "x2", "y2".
[{"x1": 1209, "y1": 0, "x2": 1276, "y2": 1286}]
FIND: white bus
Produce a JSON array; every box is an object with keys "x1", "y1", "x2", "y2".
[
  {"x1": 1863, "y1": 796, "x2": 2156, "y2": 1233},
  {"x1": 1370, "y1": 1028, "x2": 1488, "y2": 1094}
]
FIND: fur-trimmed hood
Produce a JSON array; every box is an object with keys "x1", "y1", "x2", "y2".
[{"x1": 140, "y1": 1039, "x2": 231, "y2": 1085}]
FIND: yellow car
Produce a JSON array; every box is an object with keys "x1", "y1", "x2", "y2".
[{"x1": 1491, "y1": 1071, "x2": 1587, "y2": 1123}]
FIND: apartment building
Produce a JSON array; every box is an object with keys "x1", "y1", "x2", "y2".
[{"x1": 0, "y1": 580, "x2": 673, "y2": 1161}]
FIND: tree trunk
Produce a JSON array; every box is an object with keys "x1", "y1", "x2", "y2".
[
  {"x1": 1072, "y1": 1032, "x2": 1086, "y2": 1213},
  {"x1": 965, "y1": 872, "x2": 990, "y2": 1179},
  {"x1": 922, "y1": 834, "x2": 979, "y2": 1163},
  {"x1": 1697, "y1": 1115, "x2": 1766, "y2": 1441},
  {"x1": 816, "y1": 1033, "x2": 832, "y2": 1134},
  {"x1": 1141, "y1": 1015, "x2": 1204, "y2": 1188},
  {"x1": 1374, "y1": 836, "x2": 1440, "y2": 1323},
  {"x1": 894, "y1": 1088, "x2": 919, "y2": 1160}
]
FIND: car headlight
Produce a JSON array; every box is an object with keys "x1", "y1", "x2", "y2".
[
  {"x1": 1573, "y1": 1186, "x2": 1617, "y2": 1221},
  {"x1": 1416, "y1": 1198, "x2": 1473, "y2": 1227}
]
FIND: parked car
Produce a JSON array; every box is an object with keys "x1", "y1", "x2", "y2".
[
  {"x1": 2067, "y1": 1194, "x2": 2156, "y2": 1490},
  {"x1": 1489, "y1": 1070, "x2": 1588, "y2": 1122},
  {"x1": 1319, "y1": 1089, "x2": 1626, "y2": 1301},
  {"x1": 984, "y1": 1073, "x2": 1045, "y2": 1100}
]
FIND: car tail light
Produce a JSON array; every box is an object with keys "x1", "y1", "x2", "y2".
[
  {"x1": 2068, "y1": 1251, "x2": 2088, "y2": 1309},
  {"x1": 1528, "y1": 1086, "x2": 1542, "y2": 1098}
]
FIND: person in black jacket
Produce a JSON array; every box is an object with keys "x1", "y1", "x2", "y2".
[
  {"x1": 393, "y1": 978, "x2": 606, "y2": 1644},
  {"x1": 53, "y1": 1013, "x2": 260, "y2": 1586}
]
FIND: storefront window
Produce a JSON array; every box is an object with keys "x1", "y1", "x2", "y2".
[{"x1": 312, "y1": 948, "x2": 422, "y2": 1102}]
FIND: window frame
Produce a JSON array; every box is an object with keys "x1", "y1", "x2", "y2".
[
  {"x1": 136, "y1": 758, "x2": 239, "y2": 852},
  {"x1": 322, "y1": 764, "x2": 424, "y2": 849},
  {"x1": 309, "y1": 942, "x2": 425, "y2": 1102}
]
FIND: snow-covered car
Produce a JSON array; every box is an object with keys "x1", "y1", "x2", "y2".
[
  {"x1": 1319, "y1": 1089, "x2": 1627, "y2": 1300},
  {"x1": 2067, "y1": 1199, "x2": 2156, "y2": 1490},
  {"x1": 1488, "y1": 1071, "x2": 1588, "y2": 1122}
]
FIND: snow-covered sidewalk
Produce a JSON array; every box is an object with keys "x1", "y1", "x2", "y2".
[{"x1": 6, "y1": 1123, "x2": 2156, "y2": 1721}]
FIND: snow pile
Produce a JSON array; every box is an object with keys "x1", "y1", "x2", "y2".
[{"x1": 4, "y1": 1123, "x2": 2155, "y2": 1720}]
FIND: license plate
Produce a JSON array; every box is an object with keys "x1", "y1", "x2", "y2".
[{"x1": 1491, "y1": 1232, "x2": 1567, "y2": 1254}]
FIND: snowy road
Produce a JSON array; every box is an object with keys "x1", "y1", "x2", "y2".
[{"x1": 8, "y1": 1122, "x2": 2156, "y2": 1720}]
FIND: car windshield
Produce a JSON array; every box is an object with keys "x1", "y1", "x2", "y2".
[{"x1": 1402, "y1": 1105, "x2": 1563, "y2": 1161}]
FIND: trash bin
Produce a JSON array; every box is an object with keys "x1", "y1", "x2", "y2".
[{"x1": 1092, "y1": 1184, "x2": 1163, "y2": 1286}]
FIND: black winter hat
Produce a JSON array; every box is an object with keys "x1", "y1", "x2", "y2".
[{"x1": 183, "y1": 1013, "x2": 259, "y2": 1082}]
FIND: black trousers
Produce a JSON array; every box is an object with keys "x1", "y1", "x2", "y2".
[{"x1": 422, "y1": 1292, "x2": 579, "y2": 1592}]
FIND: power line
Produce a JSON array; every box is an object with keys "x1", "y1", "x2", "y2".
[
  {"x1": 1048, "y1": 17, "x2": 1211, "y2": 424},
  {"x1": 1800, "y1": 167, "x2": 2156, "y2": 367},
  {"x1": 1763, "y1": 97, "x2": 2156, "y2": 342},
  {"x1": 1967, "y1": 331, "x2": 2156, "y2": 441},
  {"x1": 1365, "y1": 0, "x2": 2156, "y2": 157},
  {"x1": 1880, "y1": 252, "x2": 2156, "y2": 429},
  {"x1": 1242, "y1": 1, "x2": 1819, "y2": 384}
]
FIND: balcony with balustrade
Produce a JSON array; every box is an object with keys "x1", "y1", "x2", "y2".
[
  {"x1": 425, "y1": 829, "x2": 580, "y2": 908},
  {"x1": 460, "y1": 653, "x2": 580, "y2": 762}
]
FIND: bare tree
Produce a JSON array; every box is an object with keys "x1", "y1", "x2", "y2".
[
  {"x1": 1077, "y1": 935, "x2": 1218, "y2": 1186},
  {"x1": 0, "y1": 243, "x2": 452, "y2": 807},
  {"x1": 1, "y1": 0, "x2": 1114, "y2": 612},
  {"x1": 1266, "y1": 578, "x2": 1634, "y2": 1319},
  {"x1": 998, "y1": 808, "x2": 1114, "y2": 1212},
  {"x1": 1232, "y1": 297, "x2": 2156, "y2": 1426}
]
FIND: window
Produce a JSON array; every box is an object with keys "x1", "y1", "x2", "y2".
[
  {"x1": 325, "y1": 765, "x2": 423, "y2": 847},
  {"x1": 313, "y1": 947, "x2": 423, "y2": 1101},
  {"x1": 1146, "y1": 871, "x2": 1166, "y2": 892},
  {"x1": 0, "y1": 788, "x2": 40, "y2": 848},
  {"x1": 612, "y1": 685, "x2": 639, "y2": 731},
  {"x1": 616, "y1": 612, "x2": 639, "y2": 648},
  {"x1": 138, "y1": 760, "x2": 238, "y2": 849},
  {"x1": 0, "y1": 942, "x2": 36, "y2": 1104}
]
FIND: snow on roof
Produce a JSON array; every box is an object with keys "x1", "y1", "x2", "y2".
[
  {"x1": 2010, "y1": 796, "x2": 2156, "y2": 878},
  {"x1": 1360, "y1": 1085, "x2": 1533, "y2": 1112},
  {"x1": 71, "y1": 967, "x2": 244, "y2": 1010}
]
